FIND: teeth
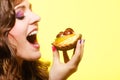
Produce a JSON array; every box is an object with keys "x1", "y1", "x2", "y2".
[{"x1": 29, "y1": 31, "x2": 38, "y2": 36}]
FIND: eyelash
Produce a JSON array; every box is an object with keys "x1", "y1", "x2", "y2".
[{"x1": 15, "y1": 11, "x2": 25, "y2": 20}]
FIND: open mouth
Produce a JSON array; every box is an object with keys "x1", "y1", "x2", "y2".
[{"x1": 26, "y1": 31, "x2": 38, "y2": 44}]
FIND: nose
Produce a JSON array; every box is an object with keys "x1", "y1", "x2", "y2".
[{"x1": 29, "y1": 12, "x2": 41, "y2": 25}]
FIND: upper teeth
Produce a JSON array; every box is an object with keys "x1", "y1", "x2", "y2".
[{"x1": 29, "y1": 31, "x2": 38, "y2": 36}]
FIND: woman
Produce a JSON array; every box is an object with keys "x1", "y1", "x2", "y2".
[{"x1": 0, "y1": 0, "x2": 85, "y2": 80}]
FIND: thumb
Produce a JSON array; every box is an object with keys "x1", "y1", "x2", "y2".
[{"x1": 52, "y1": 46, "x2": 60, "y2": 64}]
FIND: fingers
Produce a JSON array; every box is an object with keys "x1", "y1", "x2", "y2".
[
  {"x1": 52, "y1": 39, "x2": 85, "y2": 67},
  {"x1": 63, "y1": 50, "x2": 70, "y2": 63},
  {"x1": 68, "y1": 39, "x2": 85, "y2": 66},
  {"x1": 52, "y1": 46, "x2": 60, "y2": 64}
]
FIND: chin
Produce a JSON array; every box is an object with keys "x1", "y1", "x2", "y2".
[
  {"x1": 24, "y1": 52, "x2": 41, "y2": 61},
  {"x1": 31, "y1": 52, "x2": 41, "y2": 61}
]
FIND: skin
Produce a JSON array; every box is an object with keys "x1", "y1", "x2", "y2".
[
  {"x1": 8, "y1": 0, "x2": 41, "y2": 62},
  {"x1": 8, "y1": 0, "x2": 85, "y2": 79},
  {"x1": 50, "y1": 40, "x2": 84, "y2": 80}
]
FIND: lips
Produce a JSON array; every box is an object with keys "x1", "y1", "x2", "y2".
[{"x1": 26, "y1": 29, "x2": 40, "y2": 49}]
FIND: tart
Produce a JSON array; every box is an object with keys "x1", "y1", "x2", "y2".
[{"x1": 52, "y1": 28, "x2": 82, "y2": 51}]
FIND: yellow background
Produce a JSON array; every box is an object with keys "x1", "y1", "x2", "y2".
[{"x1": 30, "y1": 0, "x2": 120, "y2": 80}]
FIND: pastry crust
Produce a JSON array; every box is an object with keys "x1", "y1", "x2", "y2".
[{"x1": 52, "y1": 28, "x2": 82, "y2": 51}]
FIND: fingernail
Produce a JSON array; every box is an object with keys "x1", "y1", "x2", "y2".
[
  {"x1": 83, "y1": 39, "x2": 85, "y2": 43},
  {"x1": 52, "y1": 46, "x2": 56, "y2": 52},
  {"x1": 80, "y1": 39, "x2": 85, "y2": 44},
  {"x1": 79, "y1": 40, "x2": 82, "y2": 44}
]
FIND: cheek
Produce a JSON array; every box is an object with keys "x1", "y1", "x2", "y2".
[
  {"x1": 8, "y1": 21, "x2": 28, "y2": 48},
  {"x1": 9, "y1": 20, "x2": 28, "y2": 37},
  {"x1": 8, "y1": 33, "x2": 17, "y2": 47}
]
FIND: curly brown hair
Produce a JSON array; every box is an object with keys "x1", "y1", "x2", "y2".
[{"x1": 0, "y1": 0, "x2": 50, "y2": 80}]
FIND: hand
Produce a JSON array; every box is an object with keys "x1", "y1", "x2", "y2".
[{"x1": 49, "y1": 40, "x2": 85, "y2": 80}]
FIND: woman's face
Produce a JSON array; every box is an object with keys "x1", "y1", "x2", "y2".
[{"x1": 8, "y1": 0, "x2": 41, "y2": 61}]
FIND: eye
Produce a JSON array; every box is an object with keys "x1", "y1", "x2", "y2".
[{"x1": 15, "y1": 10, "x2": 25, "y2": 20}]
